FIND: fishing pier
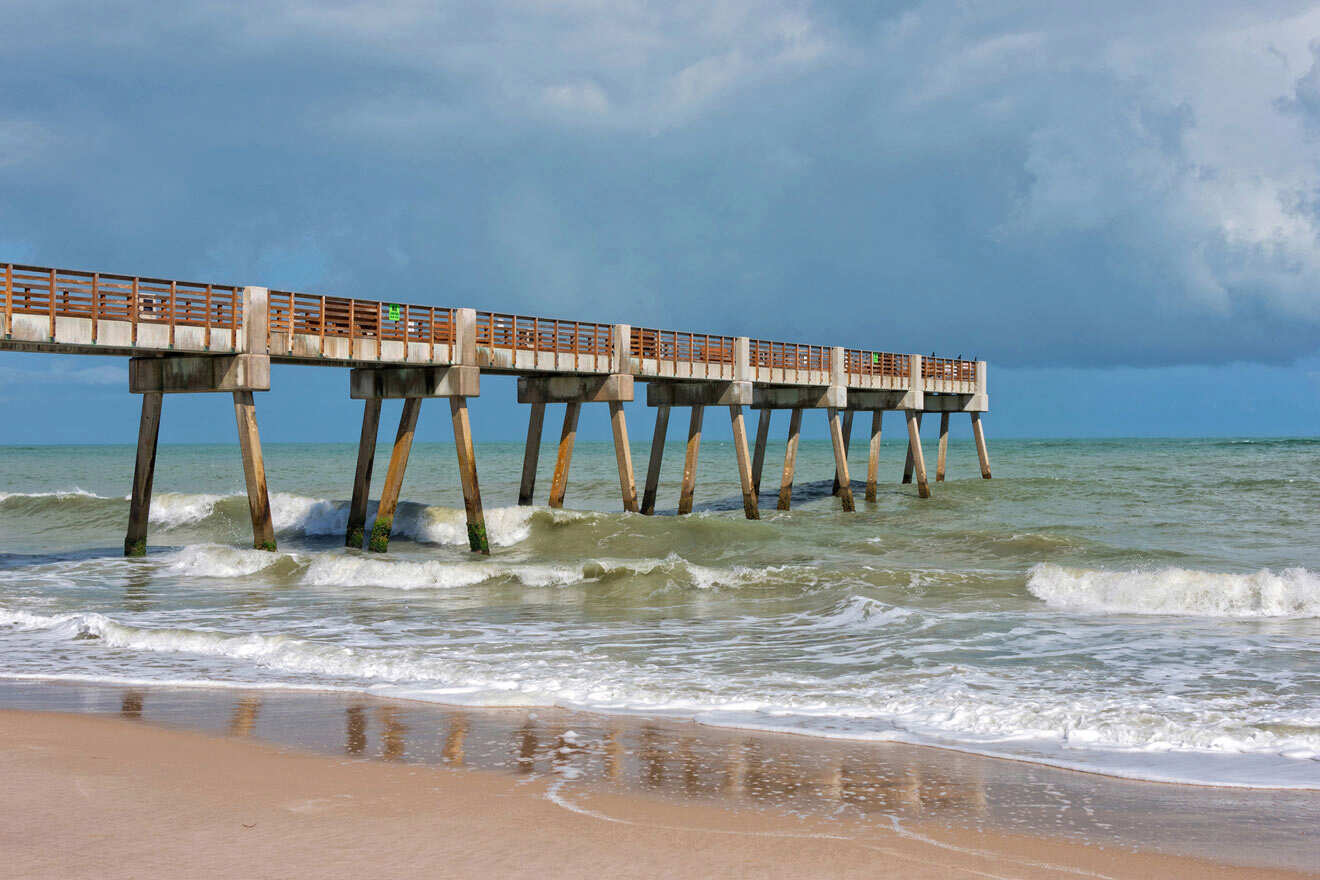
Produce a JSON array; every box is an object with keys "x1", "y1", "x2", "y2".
[{"x1": 1, "y1": 261, "x2": 991, "y2": 556}]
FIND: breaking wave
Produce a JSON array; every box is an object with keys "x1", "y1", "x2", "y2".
[{"x1": 1027, "y1": 563, "x2": 1320, "y2": 618}]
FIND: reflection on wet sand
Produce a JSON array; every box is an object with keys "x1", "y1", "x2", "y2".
[
  {"x1": 7, "y1": 681, "x2": 1312, "y2": 872},
  {"x1": 227, "y1": 697, "x2": 261, "y2": 737},
  {"x1": 120, "y1": 691, "x2": 143, "y2": 719}
]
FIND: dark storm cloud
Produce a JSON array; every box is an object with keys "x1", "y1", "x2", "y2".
[{"x1": 2, "y1": 0, "x2": 1319, "y2": 368}]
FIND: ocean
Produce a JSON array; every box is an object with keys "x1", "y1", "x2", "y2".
[{"x1": 1, "y1": 436, "x2": 1317, "y2": 789}]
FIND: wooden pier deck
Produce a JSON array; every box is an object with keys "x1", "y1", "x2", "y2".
[{"x1": 1, "y1": 261, "x2": 991, "y2": 555}]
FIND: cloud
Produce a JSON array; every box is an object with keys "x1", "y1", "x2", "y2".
[{"x1": 0, "y1": 0, "x2": 1318, "y2": 369}]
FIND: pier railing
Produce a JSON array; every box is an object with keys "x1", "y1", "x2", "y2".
[{"x1": 3, "y1": 260, "x2": 983, "y2": 396}]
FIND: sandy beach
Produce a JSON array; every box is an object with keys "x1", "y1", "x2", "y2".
[{"x1": 2, "y1": 683, "x2": 1316, "y2": 880}]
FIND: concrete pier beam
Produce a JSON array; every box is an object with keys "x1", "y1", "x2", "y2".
[
  {"x1": 936, "y1": 412, "x2": 950, "y2": 482},
  {"x1": 370, "y1": 398, "x2": 421, "y2": 552},
  {"x1": 124, "y1": 391, "x2": 162, "y2": 557},
  {"x1": 729, "y1": 404, "x2": 760, "y2": 520},
  {"x1": 865, "y1": 410, "x2": 883, "y2": 503},
  {"x1": 827, "y1": 407, "x2": 855, "y2": 512},
  {"x1": 906, "y1": 410, "x2": 931, "y2": 499},
  {"x1": 345, "y1": 398, "x2": 382, "y2": 548},
  {"x1": 232, "y1": 390, "x2": 277, "y2": 551},
  {"x1": 641, "y1": 405, "x2": 670, "y2": 516},
  {"x1": 609, "y1": 400, "x2": 639, "y2": 513},
  {"x1": 972, "y1": 412, "x2": 992, "y2": 479},
  {"x1": 777, "y1": 408, "x2": 803, "y2": 511},
  {"x1": 518, "y1": 402, "x2": 546, "y2": 506},
  {"x1": 678, "y1": 405, "x2": 704, "y2": 515},
  {"x1": 548, "y1": 402, "x2": 581, "y2": 509},
  {"x1": 450, "y1": 397, "x2": 490, "y2": 554},
  {"x1": 751, "y1": 409, "x2": 771, "y2": 496}
]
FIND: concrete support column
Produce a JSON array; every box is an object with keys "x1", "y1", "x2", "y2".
[
  {"x1": 609, "y1": 400, "x2": 639, "y2": 513},
  {"x1": 518, "y1": 402, "x2": 546, "y2": 506},
  {"x1": 833, "y1": 409, "x2": 853, "y2": 495},
  {"x1": 240, "y1": 286, "x2": 269, "y2": 354},
  {"x1": 124, "y1": 392, "x2": 163, "y2": 557},
  {"x1": 232, "y1": 390, "x2": 277, "y2": 551},
  {"x1": 450, "y1": 397, "x2": 490, "y2": 554},
  {"x1": 751, "y1": 409, "x2": 771, "y2": 496},
  {"x1": 777, "y1": 408, "x2": 803, "y2": 511},
  {"x1": 548, "y1": 402, "x2": 580, "y2": 509},
  {"x1": 611, "y1": 324, "x2": 631, "y2": 374},
  {"x1": 972, "y1": 412, "x2": 992, "y2": 479},
  {"x1": 370, "y1": 398, "x2": 421, "y2": 552},
  {"x1": 905, "y1": 410, "x2": 931, "y2": 499},
  {"x1": 827, "y1": 407, "x2": 855, "y2": 512},
  {"x1": 936, "y1": 412, "x2": 950, "y2": 482},
  {"x1": 641, "y1": 405, "x2": 670, "y2": 516},
  {"x1": 346, "y1": 398, "x2": 382, "y2": 548},
  {"x1": 729, "y1": 405, "x2": 760, "y2": 520},
  {"x1": 903, "y1": 413, "x2": 923, "y2": 483},
  {"x1": 454, "y1": 308, "x2": 477, "y2": 365},
  {"x1": 678, "y1": 405, "x2": 704, "y2": 515},
  {"x1": 865, "y1": 410, "x2": 883, "y2": 503}
]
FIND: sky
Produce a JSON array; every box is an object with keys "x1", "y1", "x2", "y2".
[{"x1": 2, "y1": 0, "x2": 1319, "y2": 444}]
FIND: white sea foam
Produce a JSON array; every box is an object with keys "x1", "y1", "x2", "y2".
[
  {"x1": 148, "y1": 492, "x2": 227, "y2": 527},
  {"x1": 160, "y1": 544, "x2": 291, "y2": 578},
  {"x1": 300, "y1": 554, "x2": 589, "y2": 590},
  {"x1": 0, "y1": 487, "x2": 102, "y2": 501},
  {"x1": 1027, "y1": 563, "x2": 1320, "y2": 618}
]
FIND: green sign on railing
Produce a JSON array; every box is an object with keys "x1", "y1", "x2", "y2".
[{"x1": 388, "y1": 304, "x2": 401, "y2": 322}]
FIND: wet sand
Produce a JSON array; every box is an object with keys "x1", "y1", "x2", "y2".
[{"x1": 2, "y1": 680, "x2": 1317, "y2": 879}]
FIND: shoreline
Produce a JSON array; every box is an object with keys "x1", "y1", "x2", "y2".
[
  {"x1": 4, "y1": 670, "x2": 1316, "y2": 794},
  {"x1": 2, "y1": 678, "x2": 1316, "y2": 876}
]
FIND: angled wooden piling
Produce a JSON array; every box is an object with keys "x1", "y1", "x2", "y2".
[
  {"x1": 972, "y1": 412, "x2": 992, "y2": 479},
  {"x1": 902, "y1": 412, "x2": 923, "y2": 484},
  {"x1": 833, "y1": 409, "x2": 854, "y2": 495},
  {"x1": 936, "y1": 412, "x2": 950, "y2": 482},
  {"x1": 777, "y1": 407, "x2": 802, "y2": 511},
  {"x1": 346, "y1": 398, "x2": 382, "y2": 548},
  {"x1": 905, "y1": 410, "x2": 930, "y2": 498},
  {"x1": 751, "y1": 409, "x2": 771, "y2": 496},
  {"x1": 729, "y1": 405, "x2": 760, "y2": 520},
  {"x1": 641, "y1": 404, "x2": 670, "y2": 515},
  {"x1": 450, "y1": 397, "x2": 490, "y2": 554},
  {"x1": 548, "y1": 402, "x2": 580, "y2": 509},
  {"x1": 865, "y1": 410, "x2": 882, "y2": 503},
  {"x1": 678, "y1": 405, "x2": 704, "y2": 515},
  {"x1": 827, "y1": 407, "x2": 855, "y2": 512},
  {"x1": 370, "y1": 398, "x2": 421, "y2": 552},
  {"x1": 124, "y1": 392, "x2": 162, "y2": 557},
  {"x1": 609, "y1": 401, "x2": 639, "y2": 513},
  {"x1": 232, "y1": 390, "x2": 277, "y2": 551},
  {"x1": 518, "y1": 402, "x2": 545, "y2": 506}
]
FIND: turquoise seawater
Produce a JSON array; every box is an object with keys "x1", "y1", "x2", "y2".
[{"x1": 1, "y1": 436, "x2": 1318, "y2": 787}]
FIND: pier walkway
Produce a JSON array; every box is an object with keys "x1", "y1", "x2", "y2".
[{"x1": 1, "y1": 261, "x2": 991, "y2": 555}]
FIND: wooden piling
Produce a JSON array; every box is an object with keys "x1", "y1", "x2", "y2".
[
  {"x1": 518, "y1": 402, "x2": 545, "y2": 506},
  {"x1": 751, "y1": 409, "x2": 771, "y2": 496},
  {"x1": 972, "y1": 412, "x2": 992, "y2": 479},
  {"x1": 450, "y1": 397, "x2": 490, "y2": 554},
  {"x1": 936, "y1": 412, "x2": 950, "y2": 482},
  {"x1": 865, "y1": 410, "x2": 882, "y2": 503},
  {"x1": 609, "y1": 400, "x2": 639, "y2": 513},
  {"x1": 369, "y1": 397, "x2": 421, "y2": 552},
  {"x1": 124, "y1": 392, "x2": 162, "y2": 557},
  {"x1": 902, "y1": 412, "x2": 923, "y2": 483},
  {"x1": 729, "y1": 405, "x2": 760, "y2": 520},
  {"x1": 906, "y1": 410, "x2": 931, "y2": 498},
  {"x1": 833, "y1": 409, "x2": 854, "y2": 495},
  {"x1": 232, "y1": 390, "x2": 277, "y2": 551},
  {"x1": 777, "y1": 407, "x2": 802, "y2": 511},
  {"x1": 345, "y1": 398, "x2": 382, "y2": 548},
  {"x1": 641, "y1": 404, "x2": 670, "y2": 515},
  {"x1": 678, "y1": 405, "x2": 704, "y2": 515},
  {"x1": 548, "y1": 402, "x2": 580, "y2": 509},
  {"x1": 827, "y1": 407, "x2": 855, "y2": 512}
]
